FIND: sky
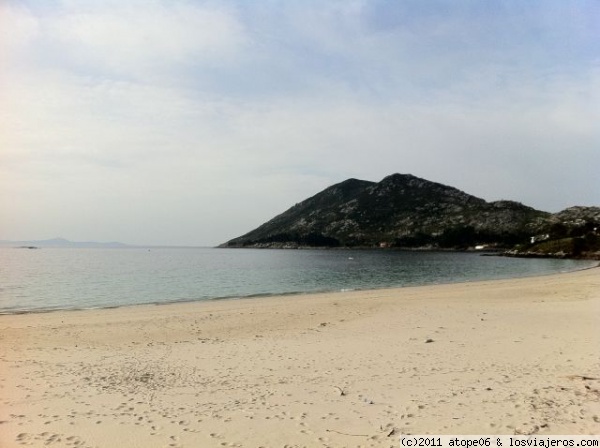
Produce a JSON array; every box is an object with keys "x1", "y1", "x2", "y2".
[{"x1": 1, "y1": 0, "x2": 599, "y2": 246}]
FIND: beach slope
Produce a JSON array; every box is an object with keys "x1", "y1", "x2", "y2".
[{"x1": 1, "y1": 268, "x2": 599, "y2": 447}]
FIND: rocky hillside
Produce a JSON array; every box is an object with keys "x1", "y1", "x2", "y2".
[
  {"x1": 506, "y1": 206, "x2": 600, "y2": 259},
  {"x1": 549, "y1": 206, "x2": 600, "y2": 226},
  {"x1": 221, "y1": 173, "x2": 554, "y2": 249}
]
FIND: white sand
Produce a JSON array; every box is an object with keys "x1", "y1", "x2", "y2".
[{"x1": 1, "y1": 268, "x2": 599, "y2": 447}]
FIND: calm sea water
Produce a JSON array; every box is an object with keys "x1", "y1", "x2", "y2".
[{"x1": 0, "y1": 247, "x2": 596, "y2": 314}]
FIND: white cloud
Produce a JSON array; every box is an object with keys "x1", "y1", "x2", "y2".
[
  {"x1": 49, "y1": 2, "x2": 246, "y2": 79},
  {"x1": 0, "y1": 3, "x2": 40, "y2": 59}
]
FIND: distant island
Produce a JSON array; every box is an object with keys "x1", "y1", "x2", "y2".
[
  {"x1": 0, "y1": 238, "x2": 130, "y2": 249},
  {"x1": 220, "y1": 173, "x2": 600, "y2": 259}
]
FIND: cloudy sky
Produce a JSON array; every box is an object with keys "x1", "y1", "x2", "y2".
[{"x1": 1, "y1": 0, "x2": 599, "y2": 246}]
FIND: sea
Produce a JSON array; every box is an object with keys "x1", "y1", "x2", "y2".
[{"x1": 0, "y1": 247, "x2": 597, "y2": 314}]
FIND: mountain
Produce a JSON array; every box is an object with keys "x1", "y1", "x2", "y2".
[
  {"x1": 220, "y1": 173, "x2": 553, "y2": 249},
  {"x1": 0, "y1": 238, "x2": 130, "y2": 248}
]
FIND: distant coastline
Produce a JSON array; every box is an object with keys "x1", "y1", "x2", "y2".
[
  {"x1": 0, "y1": 238, "x2": 214, "y2": 250},
  {"x1": 0, "y1": 237, "x2": 130, "y2": 249}
]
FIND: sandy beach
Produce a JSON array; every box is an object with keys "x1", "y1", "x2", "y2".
[{"x1": 1, "y1": 268, "x2": 599, "y2": 447}]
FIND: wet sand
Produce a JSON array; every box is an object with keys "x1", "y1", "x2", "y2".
[{"x1": 1, "y1": 268, "x2": 599, "y2": 447}]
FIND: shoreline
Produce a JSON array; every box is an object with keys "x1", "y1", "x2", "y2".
[
  {"x1": 1, "y1": 268, "x2": 599, "y2": 446},
  {"x1": 1, "y1": 261, "x2": 598, "y2": 317},
  {"x1": 2, "y1": 264, "x2": 598, "y2": 322}
]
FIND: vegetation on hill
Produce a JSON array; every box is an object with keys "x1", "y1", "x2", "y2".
[
  {"x1": 505, "y1": 207, "x2": 600, "y2": 259},
  {"x1": 221, "y1": 174, "x2": 600, "y2": 259}
]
